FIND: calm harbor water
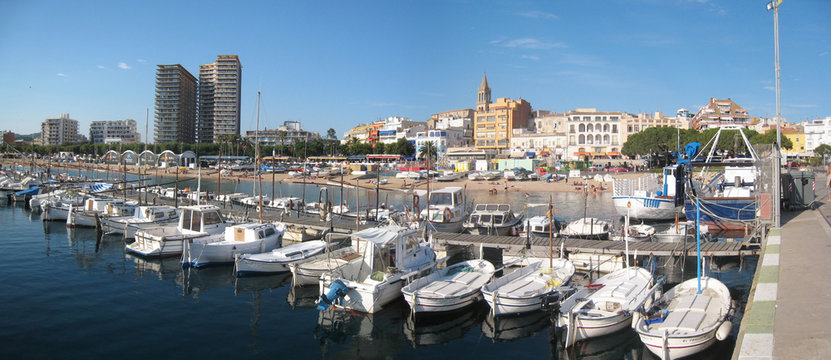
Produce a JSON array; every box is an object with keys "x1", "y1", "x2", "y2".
[{"x1": 1, "y1": 170, "x2": 756, "y2": 359}]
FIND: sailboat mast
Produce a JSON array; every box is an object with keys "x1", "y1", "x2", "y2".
[{"x1": 256, "y1": 91, "x2": 263, "y2": 224}]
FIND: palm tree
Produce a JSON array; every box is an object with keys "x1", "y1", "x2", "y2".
[
  {"x1": 278, "y1": 130, "x2": 287, "y2": 156},
  {"x1": 418, "y1": 141, "x2": 437, "y2": 161}
]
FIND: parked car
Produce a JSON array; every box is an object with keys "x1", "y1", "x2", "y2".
[{"x1": 609, "y1": 166, "x2": 629, "y2": 173}]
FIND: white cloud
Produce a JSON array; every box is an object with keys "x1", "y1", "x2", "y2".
[
  {"x1": 136, "y1": 58, "x2": 147, "y2": 63},
  {"x1": 520, "y1": 54, "x2": 541, "y2": 61},
  {"x1": 788, "y1": 104, "x2": 817, "y2": 108},
  {"x1": 518, "y1": 10, "x2": 558, "y2": 20},
  {"x1": 560, "y1": 53, "x2": 604, "y2": 67},
  {"x1": 118, "y1": 62, "x2": 131, "y2": 70},
  {"x1": 56, "y1": 73, "x2": 66, "y2": 77},
  {"x1": 820, "y1": 51, "x2": 829, "y2": 57},
  {"x1": 491, "y1": 37, "x2": 565, "y2": 49},
  {"x1": 96, "y1": 65, "x2": 107, "y2": 69}
]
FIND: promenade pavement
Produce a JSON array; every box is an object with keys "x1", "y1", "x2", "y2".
[{"x1": 737, "y1": 172, "x2": 831, "y2": 360}]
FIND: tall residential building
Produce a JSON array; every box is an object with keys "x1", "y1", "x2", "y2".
[
  {"x1": 90, "y1": 119, "x2": 140, "y2": 144},
  {"x1": 198, "y1": 55, "x2": 242, "y2": 143},
  {"x1": 154, "y1": 64, "x2": 197, "y2": 144},
  {"x1": 41, "y1": 113, "x2": 82, "y2": 145},
  {"x1": 1, "y1": 131, "x2": 14, "y2": 145},
  {"x1": 473, "y1": 73, "x2": 532, "y2": 154},
  {"x1": 804, "y1": 117, "x2": 831, "y2": 152},
  {"x1": 692, "y1": 97, "x2": 751, "y2": 130}
]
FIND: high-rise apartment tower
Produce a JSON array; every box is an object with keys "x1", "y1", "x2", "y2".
[
  {"x1": 198, "y1": 55, "x2": 242, "y2": 143},
  {"x1": 154, "y1": 64, "x2": 197, "y2": 144}
]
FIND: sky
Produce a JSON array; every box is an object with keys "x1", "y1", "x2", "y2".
[{"x1": 0, "y1": 0, "x2": 829, "y2": 141}]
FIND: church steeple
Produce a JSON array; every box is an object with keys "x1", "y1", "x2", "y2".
[{"x1": 477, "y1": 72, "x2": 491, "y2": 112}]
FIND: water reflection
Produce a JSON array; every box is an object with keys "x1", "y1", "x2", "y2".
[
  {"x1": 404, "y1": 304, "x2": 486, "y2": 346},
  {"x1": 554, "y1": 328, "x2": 643, "y2": 360},
  {"x1": 287, "y1": 285, "x2": 320, "y2": 309},
  {"x1": 233, "y1": 272, "x2": 292, "y2": 294},
  {"x1": 177, "y1": 266, "x2": 236, "y2": 299},
  {"x1": 315, "y1": 301, "x2": 409, "y2": 359},
  {"x1": 130, "y1": 256, "x2": 182, "y2": 280},
  {"x1": 482, "y1": 310, "x2": 551, "y2": 342}
]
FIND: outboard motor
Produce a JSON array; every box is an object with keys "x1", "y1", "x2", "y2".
[{"x1": 317, "y1": 279, "x2": 349, "y2": 311}]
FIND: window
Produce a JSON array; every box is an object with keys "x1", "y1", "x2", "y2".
[
  {"x1": 587, "y1": 124, "x2": 594, "y2": 132},
  {"x1": 578, "y1": 134, "x2": 585, "y2": 144},
  {"x1": 203, "y1": 211, "x2": 222, "y2": 225},
  {"x1": 612, "y1": 125, "x2": 618, "y2": 133},
  {"x1": 570, "y1": 125, "x2": 575, "y2": 133},
  {"x1": 579, "y1": 124, "x2": 585, "y2": 132},
  {"x1": 181, "y1": 210, "x2": 191, "y2": 230},
  {"x1": 190, "y1": 211, "x2": 202, "y2": 231},
  {"x1": 264, "y1": 227, "x2": 276, "y2": 236}
]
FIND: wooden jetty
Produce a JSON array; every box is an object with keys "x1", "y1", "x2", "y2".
[{"x1": 431, "y1": 232, "x2": 759, "y2": 258}]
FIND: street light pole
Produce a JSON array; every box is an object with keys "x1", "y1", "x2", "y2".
[{"x1": 767, "y1": 0, "x2": 783, "y2": 151}]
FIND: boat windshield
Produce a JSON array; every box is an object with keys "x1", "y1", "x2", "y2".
[
  {"x1": 430, "y1": 193, "x2": 453, "y2": 206},
  {"x1": 480, "y1": 214, "x2": 492, "y2": 224},
  {"x1": 493, "y1": 215, "x2": 504, "y2": 224}
]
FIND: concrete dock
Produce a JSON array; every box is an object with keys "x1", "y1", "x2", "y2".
[{"x1": 735, "y1": 173, "x2": 831, "y2": 359}]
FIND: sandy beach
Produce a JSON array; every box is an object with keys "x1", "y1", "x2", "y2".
[{"x1": 4, "y1": 159, "x2": 650, "y2": 194}]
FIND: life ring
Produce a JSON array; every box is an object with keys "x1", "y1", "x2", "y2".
[
  {"x1": 443, "y1": 208, "x2": 453, "y2": 222},
  {"x1": 412, "y1": 195, "x2": 420, "y2": 208}
]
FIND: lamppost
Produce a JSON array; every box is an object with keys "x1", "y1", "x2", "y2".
[{"x1": 767, "y1": 0, "x2": 783, "y2": 153}]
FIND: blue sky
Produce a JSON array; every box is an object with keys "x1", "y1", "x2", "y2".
[{"x1": 1, "y1": 0, "x2": 829, "y2": 141}]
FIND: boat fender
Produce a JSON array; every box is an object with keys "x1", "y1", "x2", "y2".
[
  {"x1": 412, "y1": 195, "x2": 420, "y2": 209},
  {"x1": 316, "y1": 279, "x2": 349, "y2": 311},
  {"x1": 631, "y1": 311, "x2": 641, "y2": 328},
  {"x1": 716, "y1": 320, "x2": 732, "y2": 341},
  {"x1": 443, "y1": 208, "x2": 452, "y2": 222}
]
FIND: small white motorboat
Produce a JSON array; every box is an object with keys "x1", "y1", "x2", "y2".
[
  {"x1": 289, "y1": 247, "x2": 362, "y2": 286},
  {"x1": 558, "y1": 266, "x2": 658, "y2": 348},
  {"x1": 100, "y1": 206, "x2": 179, "y2": 239},
  {"x1": 634, "y1": 276, "x2": 733, "y2": 359},
  {"x1": 560, "y1": 217, "x2": 611, "y2": 240},
  {"x1": 182, "y1": 222, "x2": 285, "y2": 267},
  {"x1": 235, "y1": 239, "x2": 327, "y2": 276},
  {"x1": 126, "y1": 205, "x2": 230, "y2": 258},
  {"x1": 481, "y1": 259, "x2": 575, "y2": 316},
  {"x1": 401, "y1": 259, "x2": 495, "y2": 314},
  {"x1": 317, "y1": 226, "x2": 438, "y2": 313}
]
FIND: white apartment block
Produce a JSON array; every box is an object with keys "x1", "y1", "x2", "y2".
[
  {"x1": 510, "y1": 130, "x2": 568, "y2": 158},
  {"x1": 414, "y1": 129, "x2": 466, "y2": 158},
  {"x1": 90, "y1": 119, "x2": 140, "y2": 144},
  {"x1": 804, "y1": 117, "x2": 831, "y2": 152},
  {"x1": 378, "y1": 116, "x2": 426, "y2": 144},
  {"x1": 41, "y1": 113, "x2": 82, "y2": 145},
  {"x1": 564, "y1": 108, "x2": 624, "y2": 160}
]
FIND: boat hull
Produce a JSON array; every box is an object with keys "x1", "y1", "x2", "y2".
[
  {"x1": 558, "y1": 311, "x2": 632, "y2": 346},
  {"x1": 423, "y1": 219, "x2": 464, "y2": 233},
  {"x1": 185, "y1": 238, "x2": 279, "y2": 268},
  {"x1": 612, "y1": 196, "x2": 681, "y2": 220},
  {"x1": 42, "y1": 205, "x2": 69, "y2": 221},
  {"x1": 638, "y1": 328, "x2": 718, "y2": 360},
  {"x1": 321, "y1": 278, "x2": 405, "y2": 314},
  {"x1": 66, "y1": 211, "x2": 98, "y2": 228},
  {"x1": 403, "y1": 290, "x2": 481, "y2": 313},
  {"x1": 483, "y1": 292, "x2": 555, "y2": 316},
  {"x1": 684, "y1": 197, "x2": 755, "y2": 230}
]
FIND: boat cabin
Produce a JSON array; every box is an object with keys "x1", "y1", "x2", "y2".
[
  {"x1": 469, "y1": 204, "x2": 517, "y2": 227},
  {"x1": 134, "y1": 206, "x2": 178, "y2": 222},
  {"x1": 178, "y1": 205, "x2": 226, "y2": 234},
  {"x1": 223, "y1": 223, "x2": 280, "y2": 243}
]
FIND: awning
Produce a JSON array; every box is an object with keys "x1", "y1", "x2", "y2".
[
  {"x1": 573, "y1": 151, "x2": 591, "y2": 156},
  {"x1": 607, "y1": 152, "x2": 621, "y2": 156}
]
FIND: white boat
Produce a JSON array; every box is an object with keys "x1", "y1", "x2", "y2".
[
  {"x1": 558, "y1": 266, "x2": 657, "y2": 348},
  {"x1": 612, "y1": 165, "x2": 684, "y2": 220},
  {"x1": 419, "y1": 187, "x2": 469, "y2": 233},
  {"x1": 235, "y1": 239, "x2": 328, "y2": 276},
  {"x1": 401, "y1": 259, "x2": 495, "y2": 313},
  {"x1": 182, "y1": 222, "x2": 285, "y2": 267},
  {"x1": 463, "y1": 204, "x2": 524, "y2": 236},
  {"x1": 100, "y1": 205, "x2": 179, "y2": 239},
  {"x1": 41, "y1": 196, "x2": 87, "y2": 221},
  {"x1": 216, "y1": 192, "x2": 247, "y2": 203},
  {"x1": 467, "y1": 172, "x2": 483, "y2": 180},
  {"x1": 522, "y1": 215, "x2": 564, "y2": 237},
  {"x1": 126, "y1": 205, "x2": 230, "y2": 258},
  {"x1": 560, "y1": 217, "x2": 611, "y2": 240},
  {"x1": 268, "y1": 197, "x2": 303, "y2": 211},
  {"x1": 290, "y1": 247, "x2": 363, "y2": 286},
  {"x1": 240, "y1": 194, "x2": 271, "y2": 208},
  {"x1": 66, "y1": 197, "x2": 137, "y2": 228},
  {"x1": 633, "y1": 276, "x2": 732, "y2": 359},
  {"x1": 317, "y1": 225, "x2": 437, "y2": 313},
  {"x1": 482, "y1": 172, "x2": 501, "y2": 181},
  {"x1": 481, "y1": 259, "x2": 575, "y2": 316},
  {"x1": 395, "y1": 171, "x2": 423, "y2": 180}
]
